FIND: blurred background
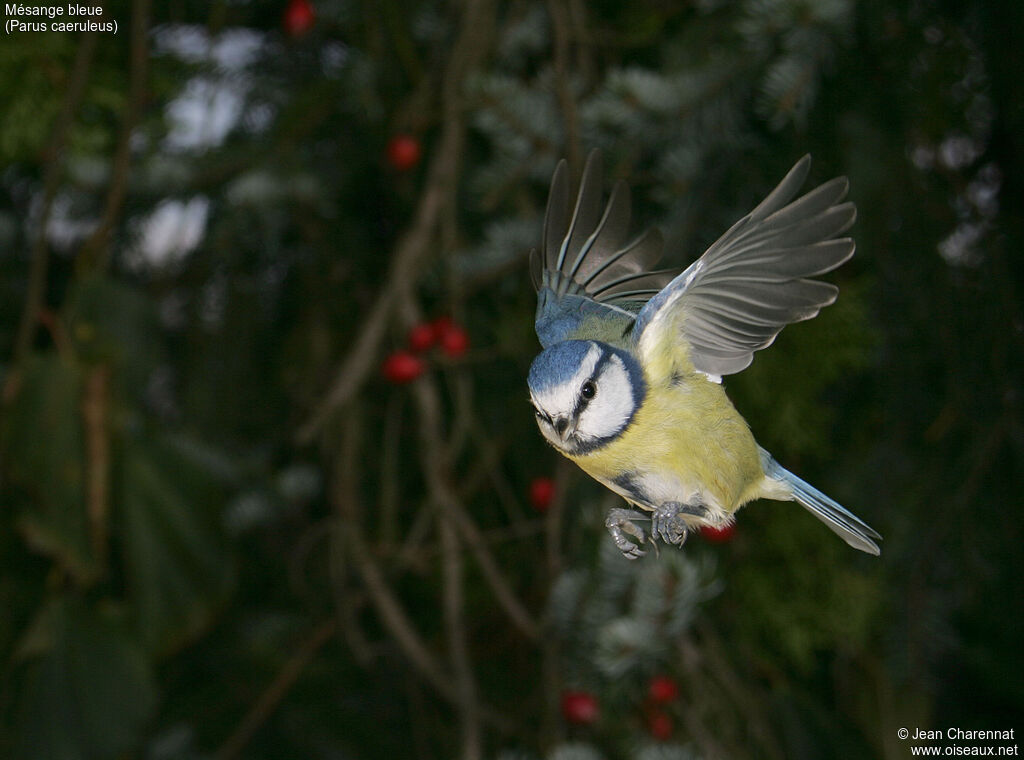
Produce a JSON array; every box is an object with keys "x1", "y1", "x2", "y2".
[{"x1": 1, "y1": 0, "x2": 1022, "y2": 758}]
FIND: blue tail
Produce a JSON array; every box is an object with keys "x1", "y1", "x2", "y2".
[{"x1": 760, "y1": 449, "x2": 881, "y2": 555}]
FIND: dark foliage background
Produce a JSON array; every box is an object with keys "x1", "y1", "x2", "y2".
[{"x1": 1, "y1": 1, "x2": 1022, "y2": 758}]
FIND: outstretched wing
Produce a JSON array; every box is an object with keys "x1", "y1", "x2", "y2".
[
  {"x1": 532, "y1": 151, "x2": 679, "y2": 348},
  {"x1": 633, "y1": 156, "x2": 855, "y2": 380}
]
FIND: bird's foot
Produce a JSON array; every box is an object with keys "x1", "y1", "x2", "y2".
[
  {"x1": 605, "y1": 507, "x2": 649, "y2": 560},
  {"x1": 651, "y1": 500, "x2": 708, "y2": 547}
]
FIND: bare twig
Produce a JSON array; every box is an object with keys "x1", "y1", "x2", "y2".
[
  {"x1": 343, "y1": 520, "x2": 453, "y2": 695},
  {"x1": 10, "y1": 31, "x2": 98, "y2": 368},
  {"x1": 329, "y1": 408, "x2": 515, "y2": 735},
  {"x1": 36, "y1": 309, "x2": 74, "y2": 361},
  {"x1": 690, "y1": 619, "x2": 785, "y2": 759},
  {"x1": 330, "y1": 406, "x2": 452, "y2": 698},
  {"x1": 539, "y1": 460, "x2": 569, "y2": 745},
  {"x1": 296, "y1": 0, "x2": 496, "y2": 444},
  {"x1": 390, "y1": 0, "x2": 538, "y2": 648},
  {"x1": 404, "y1": 368, "x2": 489, "y2": 760},
  {"x1": 78, "y1": 0, "x2": 151, "y2": 272},
  {"x1": 216, "y1": 618, "x2": 338, "y2": 760},
  {"x1": 391, "y1": 519, "x2": 547, "y2": 570},
  {"x1": 305, "y1": 4, "x2": 532, "y2": 754},
  {"x1": 438, "y1": 517, "x2": 481, "y2": 760},
  {"x1": 341, "y1": 517, "x2": 517, "y2": 735},
  {"x1": 377, "y1": 392, "x2": 404, "y2": 548},
  {"x1": 299, "y1": 7, "x2": 489, "y2": 446},
  {"x1": 444, "y1": 492, "x2": 541, "y2": 640},
  {"x1": 565, "y1": 0, "x2": 594, "y2": 82},
  {"x1": 461, "y1": 430, "x2": 527, "y2": 524},
  {"x1": 406, "y1": 361, "x2": 490, "y2": 758},
  {"x1": 332, "y1": 586, "x2": 375, "y2": 667},
  {"x1": 394, "y1": 499, "x2": 437, "y2": 569},
  {"x1": 81, "y1": 365, "x2": 111, "y2": 576},
  {"x1": 294, "y1": 152, "x2": 449, "y2": 444},
  {"x1": 547, "y1": 0, "x2": 582, "y2": 171},
  {"x1": 400, "y1": 248, "x2": 538, "y2": 639},
  {"x1": 410, "y1": 371, "x2": 540, "y2": 641}
]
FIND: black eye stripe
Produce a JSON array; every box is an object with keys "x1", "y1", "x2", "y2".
[
  {"x1": 572, "y1": 379, "x2": 596, "y2": 417},
  {"x1": 573, "y1": 351, "x2": 615, "y2": 417}
]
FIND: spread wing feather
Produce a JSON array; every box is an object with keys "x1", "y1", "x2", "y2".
[
  {"x1": 532, "y1": 151, "x2": 680, "y2": 347},
  {"x1": 634, "y1": 155, "x2": 856, "y2": 378}
]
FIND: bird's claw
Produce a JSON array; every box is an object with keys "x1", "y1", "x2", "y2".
[
  {"x1": 651, "y1": 500, "x2": 708, "y2": 547},
  {"x1": 605, "y1": 507, "x2": 648, "y2": 560},
  {"x1": 651, "y1": 502, "x2": 688, "y2": 546}
]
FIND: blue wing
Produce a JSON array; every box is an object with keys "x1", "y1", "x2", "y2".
[
  {"x1": 633, "y1": 155, "x2": 856, "y2": 378},
  {"x1": 532, "y1": 151, "x2": 679, "y2": 348}
]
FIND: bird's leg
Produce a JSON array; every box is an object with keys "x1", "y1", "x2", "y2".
[
  {"x1": 651, "y1": 500, "x2": 708, "y2": 547},
  {"x1": 605, "y1": 507, "x2": 649, "y2": 560}
]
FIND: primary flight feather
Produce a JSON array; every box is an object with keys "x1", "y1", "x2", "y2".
[{"x1": 527, "y1": 151, "x2": 881, "y2": 558}]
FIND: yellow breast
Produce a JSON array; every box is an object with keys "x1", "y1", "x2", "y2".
[{"x1": 569, "y1": 372, "x2": 765, "y2": 514}]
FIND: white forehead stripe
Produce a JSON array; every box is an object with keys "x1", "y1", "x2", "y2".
[{"x1": 533, "y1": 342, "x2": 602, "y2": 417}]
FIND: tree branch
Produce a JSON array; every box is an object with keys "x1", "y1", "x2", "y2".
[
  {"x1": 81, "y1": 365, "x2": 111, "y2": 576},
  {"x1": 328, "y1": 404, "x2": 515, "y2": 735},
  {"x1": 547, "y1": 0, "x2": 583, "y2": 171},
  {"x1": 216, "y1": 618, "x2": 338, "y2": 760},
  {"x1": 407, "y1": 372, "x2": 488, "y2": 757},
  {"x1": 444, "y1": 491, "x2": 541, "y2": 640},
  {"x1": 438, "y1": 517, "x2": 481, "y2": 760},
  {"x1": 10, "y1": 31, "x2": 98, "y2": 368},
  {"x1": 330, "y1": 405, "x2": 453, "y2": 698},
  {"x1": 296, "y1": 0, "x2": 495, "y2": 444},
  {"x1": 78, "y1": 0, "x2": 151, "y2": 272}
]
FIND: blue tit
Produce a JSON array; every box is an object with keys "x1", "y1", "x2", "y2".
[{"x1": 527, "y1": 151, "x2": 881, "y2": 559}]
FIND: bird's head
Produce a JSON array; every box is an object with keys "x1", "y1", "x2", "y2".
[{"x1": 527, "y1": 340, "x2": 646, "y2": 455}]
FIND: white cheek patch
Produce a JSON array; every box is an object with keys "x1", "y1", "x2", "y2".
[
  {"x1": 576, "y1": 354, "x2": 636, "y2": 442},
  {"x1": 532, "y1": 342, "x2": 603, "y2": 419}
]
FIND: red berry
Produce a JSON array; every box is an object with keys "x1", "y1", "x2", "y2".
[
  {"x1": 386, "y1": 134, "x2": 422, "y2": 172},
  {"x1": 560, "y1": 690, "x2": 599, "y2": 725},
  {"x1": 529, "y1": 477, "x2": 555, "y2": 512},
  {"x1": 647, "y1": 675, "x2": 679, "y2": 704},
  {"x1": 407, "y1": 323, "x2": 436, "y2": 353},
  {"x1": 283, "y1": 0, "x2": 315, "y2": 37},
  {"x1": 646, "y1": 710, "x2": 673, "y2": 741},
  {"x1": 438, "y1": 324, "x2": 469, "y2": 357},
  {"x1": 382, "y1": 351, "x2": 425, "y2": 384},
  {"x1": 700, "y1": 523, "x2": 735, "y2": 543}
]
